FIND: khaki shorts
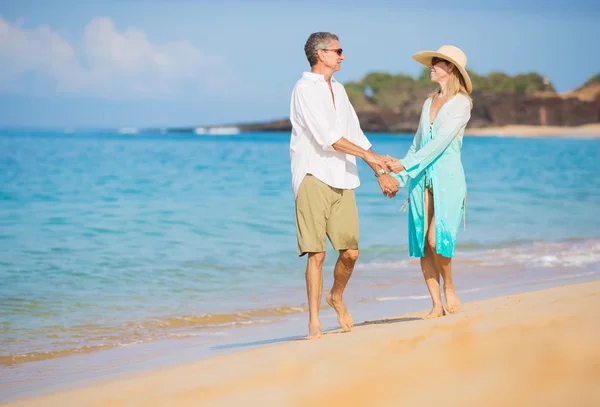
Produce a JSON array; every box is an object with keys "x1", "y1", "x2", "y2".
[{"x1": 295, "y1": 174, "x2": 359, "y2": 256}]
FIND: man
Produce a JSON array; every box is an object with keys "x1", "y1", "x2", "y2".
[{"x1": 290, "y1": 32, "x2": 399, "y2": 339}]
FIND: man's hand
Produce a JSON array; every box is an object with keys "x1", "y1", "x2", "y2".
[
  {"x1": 378, "y1": 174, "x2": 399, "y2": 198},
  {"x1": 383, "y1": 156, "x2": 405, "y2": 174},
  {"x1": 363, "y1": 150, "x2": 388, "y2": 174}
]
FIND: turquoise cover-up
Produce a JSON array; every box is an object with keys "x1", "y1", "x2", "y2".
[{"x1": 391, "y1": 94, "x2": 471, "y2": 258}]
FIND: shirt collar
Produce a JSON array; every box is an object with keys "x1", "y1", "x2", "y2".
[{"x1": 303, "y1": 71, "x2": 337, "y2": 83}]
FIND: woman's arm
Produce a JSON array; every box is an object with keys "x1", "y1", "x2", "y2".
[{"x1": 386, "y1": 121, "x2": 421, "y2": 188}]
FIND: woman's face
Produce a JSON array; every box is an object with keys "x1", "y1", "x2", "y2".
[{"x1": 429, "y1": 57, "x2": 454, "y2": 83}]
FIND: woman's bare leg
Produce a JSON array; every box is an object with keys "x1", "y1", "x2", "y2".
[
  {"x1": 421, "y1": 189, "x2": 444, "y2": 319},
  {"x1": 434, "y1": 253, "x2": 461, "y2": 314},
  {"x1": 428, "y1": 192, "x2": 461, "y2": 314}
]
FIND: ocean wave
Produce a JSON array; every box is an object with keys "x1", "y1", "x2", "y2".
[
  {"x1": 0, "y1": 344, "x2": 113, "y2": 367},
  {"x1": 0, "y1": 305, "x2": 308, "y2": 366},
  {"x1": 3, "y1": 239, "x2": 599, "y2": 367},
  {"x1": 374, "y1": 288, "x2": 483, "y2": 303},
  {"x1": 358, "y1": 239, "x2": 600, "y2": 271},
  {"x1": 459, "y1": 239, "x2": 600, "y2": 269}
]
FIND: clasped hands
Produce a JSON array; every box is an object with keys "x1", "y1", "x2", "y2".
[{"x1": 365, "y1": 152, "x2": 406, "y2": 198}]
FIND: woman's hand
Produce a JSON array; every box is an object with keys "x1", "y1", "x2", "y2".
[
  {"x1": 377, "y1": 174, "x2": 399, "y2": 198},
  {"x1": 384, "y1": 156, "x2": 405, "y2": 173}
]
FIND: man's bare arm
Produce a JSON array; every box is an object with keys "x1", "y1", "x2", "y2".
[
  {"x1": 332, "y1": 138, "x2": 399, "y2": 197},
  {"x1": 332, "y1": 137, "x2": 386, "y2": 173}
]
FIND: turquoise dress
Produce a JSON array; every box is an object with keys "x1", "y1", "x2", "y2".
[{"x1": 392, "y1": 94, "x2": 471, "y2": 258}]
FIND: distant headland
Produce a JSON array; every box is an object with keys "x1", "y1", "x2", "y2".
[{"x1": 146, "y1": 70, "x2": 600, "y2": 137}]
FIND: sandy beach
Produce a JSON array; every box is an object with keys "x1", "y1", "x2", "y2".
[
  {"x1": 5, "y1": 280, "x2": 600, "y2": 407},
  {"x1": 465, "y1": 123, "x2": 600, "y2": 137}
]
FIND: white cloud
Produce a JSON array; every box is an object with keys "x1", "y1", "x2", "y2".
[{"x1": 0, "y1": 16, "x2": 231, "y2": 99}]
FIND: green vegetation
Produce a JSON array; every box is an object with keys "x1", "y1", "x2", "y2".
[
  {"x1": 345, "y1": 72, "x2": 427, "y2": 110},
  {"x1": 344, "y1": 68, "x2": 559, "y2": 109},
  {"x1": 578, "y1": 73, "x2": 600, "y2": 89},
  {"x1": 468, "y1": 70, "x2": 556, "y2": 94}
]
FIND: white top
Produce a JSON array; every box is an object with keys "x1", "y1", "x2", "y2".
[{"x1": 289, "y1": 72, "x2": 372, "y2": 198}]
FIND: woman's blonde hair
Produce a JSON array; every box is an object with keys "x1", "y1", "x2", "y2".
[{"x1": 431, "y1": 65, "x2": 473, "y2": 108}]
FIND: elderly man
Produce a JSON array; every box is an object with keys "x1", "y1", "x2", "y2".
[{"x1": 290, "y1": 32, "x2": 399, "y2": 339}]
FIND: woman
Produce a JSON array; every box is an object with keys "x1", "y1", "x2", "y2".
[{"x1": 386, "y1": 45, "x2": 473, "y2": 319}]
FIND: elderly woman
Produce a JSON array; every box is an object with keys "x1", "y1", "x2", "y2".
[{"x1": 386, "y1": 45, "x2": 473, "y2": 319}]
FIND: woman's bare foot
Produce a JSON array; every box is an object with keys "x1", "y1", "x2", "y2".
[
  {"x1": 326, "y1": 292, "x2": 354, "y2": 332},
  {"x1": 422, "y1": 304, "x2": 445, "y2": 320},
  {"x1": 444, "y1": 286, "x2": 461, "y2": 314},
  {"x1": 306, "y1": 321, "x2": 322, "y2": 340}
]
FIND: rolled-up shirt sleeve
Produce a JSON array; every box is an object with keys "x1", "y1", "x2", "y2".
[
  {"x1": 293, "y1": 85, "x2": 341, "y2": 152},
  {"x1": 401, "y1": 97, "x2": 470, "y2": 179}
]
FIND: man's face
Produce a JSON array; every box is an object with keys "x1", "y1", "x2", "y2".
[{"x1": 320, "y1": 40, "x2": 344, "y2": 72}]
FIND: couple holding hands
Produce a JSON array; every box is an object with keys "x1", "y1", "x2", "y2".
[{"x1": 290, "y1": 32, "x2": 473, "y2": 338}]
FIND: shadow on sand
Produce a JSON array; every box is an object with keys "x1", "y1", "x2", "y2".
[{"x1": 210, "y1": 316, "x2": 421, "y2": 351}]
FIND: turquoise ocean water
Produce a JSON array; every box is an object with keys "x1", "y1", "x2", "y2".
[{"x1": 1, "y1": 130, "x2": 599, "y2": 399}]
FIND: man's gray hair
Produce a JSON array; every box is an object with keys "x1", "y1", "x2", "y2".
[{"x1": 304, "y1": 32, "x2": 339, "y2": 67}]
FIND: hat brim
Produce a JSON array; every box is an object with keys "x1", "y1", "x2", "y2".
[{"x1": 413, "y1": 51, "x2": 472, "y2": 93}]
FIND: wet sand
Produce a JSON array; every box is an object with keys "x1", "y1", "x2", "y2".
[{"x1": 5, "y1": 280, "x2": 600, "y2": 407}]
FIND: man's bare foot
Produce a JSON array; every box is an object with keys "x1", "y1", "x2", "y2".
[
  {"x1": 306, "y1": 321, "x2": 322, "y2": 340},
  {"x1": 422, "y1": 305, "x2": 445, "y2": 320},
  {"x1": 326, "y1": 292, "x2": 354, "y2": 332},
  {"x1": 444, "y1": 286, "x2": 461, "y2": 314}
]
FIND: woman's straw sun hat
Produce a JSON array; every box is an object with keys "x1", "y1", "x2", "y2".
[{"x1": 413, "y1": 45, "x2": 472, "y2": 93}]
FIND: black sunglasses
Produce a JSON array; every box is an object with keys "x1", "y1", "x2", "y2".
[
  {"x1": 431, "y1": 57, "x2": 449, "y2": 66},
  {"x1": 322, "y1": 48, "x2": 344, "y2": 56}
]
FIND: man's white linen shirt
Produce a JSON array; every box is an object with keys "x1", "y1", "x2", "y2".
[{"x1": 290, "y1": 72, "x2": 372, "y2": 198}]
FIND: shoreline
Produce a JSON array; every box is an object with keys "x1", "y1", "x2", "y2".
[
  {"x1": 2, "y1": 238, "x2": 598, "y2": 386},
  {"x1": 464, "y1": 123, "x2": 600, "y2": 137},
  {"x1": 2, "y1": 123, "x2": 600, "y2": 138},
  {"x1": 4, "y1": 279, "x2": 600, "y2": 407}
]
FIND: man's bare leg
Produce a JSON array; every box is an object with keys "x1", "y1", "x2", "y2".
[
  {"x1": 326, "y1": 249, "x2": 358, "y2": 332},
  {"x1": 306, "y1": 252, "x2": 325, "y2": 339},
  {"x1": 421, "y1": 189, "x2": 445, "y2": 319},
  {"x1": 435, "y1": 254, "x2": 461, "y2": 314}
]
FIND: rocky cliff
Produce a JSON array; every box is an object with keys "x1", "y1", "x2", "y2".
[{"x1": 238, "y1": 71, "x2": 600, "y2": 133}]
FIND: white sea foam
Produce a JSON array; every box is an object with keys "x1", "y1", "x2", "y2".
[
  {"x1": 376, "y1": 295, "x2": 430, "y2": 302},
  {"x1": 355, "y1": 258, "x2": 415, "y2": 271},
  {"x1": 465, "y1": 240, "x2": 600, "y2": 269},
  {"x1": 360, "y1": 239, "x2": 600, "y2": 272},
  {"x1": 376, "y1": 296, "x2": 400, "y2": 302},
  {"x1": 194, "y1": 126, "x2": 240, "y2": 135},
  {"x1": 117, "y1": 127, "x2": 139, "y2": 134}
]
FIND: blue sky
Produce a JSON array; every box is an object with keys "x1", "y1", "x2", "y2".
[{"x1": 0, "y1": 0, "x2": 598, "y2": 128}]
